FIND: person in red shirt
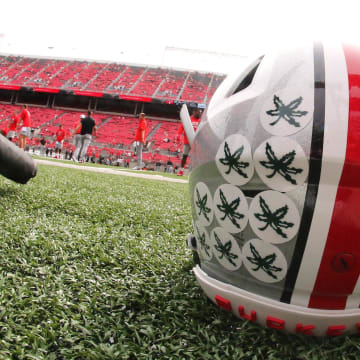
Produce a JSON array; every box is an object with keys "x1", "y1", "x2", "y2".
[
  {"x1": 54, "y1": 124, "x2": 66, "y2": 158},
  {"x1": 18, "y1": 105, "x2": 31, "y2": 150},
  {"x1": 133, "y1": 113, "x2": 147, "y2": 170},
  {"x1": 7, "y1": 112, "x2": 19, "y2": 141},
  {"x1": 1, "y1": 127, "x2": 8, "y2": 137},
  {"x1": 176, "y1": 108, "x2": 201, "y2": 176}
]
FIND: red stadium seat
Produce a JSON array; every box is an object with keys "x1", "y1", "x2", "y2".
[{"x1": 0, "y1": 55, "x2": 225, "y2": 103}]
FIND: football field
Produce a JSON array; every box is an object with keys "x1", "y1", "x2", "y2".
[{"x1": 0, "y1": 163, "x2": 356, "y2": 359}]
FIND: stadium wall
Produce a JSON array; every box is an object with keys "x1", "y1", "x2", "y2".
[{"x1": 0, "y1": 87, "x2": 184, "y2": 121}]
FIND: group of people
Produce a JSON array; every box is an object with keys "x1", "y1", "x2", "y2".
[
  {"x1": 132, "y1": 109, "x2": 201, "y2": 174},
  {"x1": 37, "y1": 111, "x2": 97, "y2": 162},
  {"x1": 1, "y1": 105, "x2": 32, "y2": 150},
  {"x1": 1, "y1": 104, "x2": 202, "y2": 173},
  {"x1": 0, "y1": 106, "x2": 97, "y2": 163}
]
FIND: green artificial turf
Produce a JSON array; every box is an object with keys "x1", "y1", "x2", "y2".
[
  {"x1": 0, "y1": 165, "x2": 359, "y2": 359},
  {"x1": 32, "y1": 155, "x2": 188, "y2": 180}
]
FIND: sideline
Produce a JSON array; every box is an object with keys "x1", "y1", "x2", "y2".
[{"x1": 35, "y1": 159, "x2": 188, "y2": 184}]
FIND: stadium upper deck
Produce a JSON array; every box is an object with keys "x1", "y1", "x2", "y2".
[{"x1": 0, "y1": 55, "x2": 225, "y2": 106}]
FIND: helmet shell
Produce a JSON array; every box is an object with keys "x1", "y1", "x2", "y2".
[{"x1": 188, "y1": 41, "x2": 360, "y2": 336}]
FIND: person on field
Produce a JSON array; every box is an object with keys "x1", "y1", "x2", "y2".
[
  {"x1": 73, "y1": 111, "x2": 96, "y2": 162},
  {"x1": 7, "y1": 111, "x2": 19, "y2": 142},
  {"x1": 133, "y1": 112, "x2": 147, "y2": 170},
  {"x1": 40, "y1": 136, "x2": 46, "y2": 155},
  {"x1": 72, "y1": 115, "x2": 84, "y2": 162},
  {"x1": 54, "y1": 124, "x2": 66, "y2": 158},
  {"x1": 175, "y1": 108, "x2": 201, "y2": 176},
  {"x1": 18, "y1": 105, "x2": 31, "y2": 150}
]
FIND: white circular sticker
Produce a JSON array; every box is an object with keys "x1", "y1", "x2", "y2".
[
  {"x1": 213, "y1": 184, "x2": 248, "y2": 233},
  {"x1": 194, "y1": 221, "x2": 212, "y2": 261},
  {"x1": 242, "y1": 239, "x2": 288, "y2": 283},
  {"x1": 254, "y1": 137, "x2": 309, "y2": 192},
  {"x1": 215, "y1": 134, "x2": 254, "y2": 186},
  {"x1": 193, "y1": 182, "x2": 214, "y2": 226},
  {"x1": 261, "y1": 89, "x2": 313, "y2": 136},
  {"x1": 210, "y1": 227, "x2": 242, "y2": 271},
  {"x1": 249, "y1": 191, "x2": 300, "y2": 244}
]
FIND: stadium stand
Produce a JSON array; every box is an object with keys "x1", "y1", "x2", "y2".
[
  {"x1": 8, "y1": 59, "x2": 45, "y2": 85},
  {"x1": 46, "y1": 60, "x2": 88, "y2": 89},
  {"x1": 66, "y1": 62, "x2": 105, "y2": 91},
  {"x1": 1, "y1": 57, "x2": 36, "y2": 84},
  {"x1": 0, "y1": 54, "x2": 225, "y2": 170},
  {"x1": 129, "y1": 68, "x2": 168, "y2": 97},
  {"x1": 0, "y1": 103, "x2": 181, "y2": 165},
  {"x1": 0, "y1": 55, "x2": 224, "y2": 103},
  {"x1": 25, "y1": 59, "x2": 69, "y2": 88},
  {"x1": 86, "y1": 63, "x2": 126, "y2": 91},
  {"x1": 151, "y1": 121, "x2": 180, "y2": 151},
  {"x1": 0, "y1": 103, "x2": 19, "y2": 128},
  {"x1": 179, "y1": 72, "x2": 212, "y2": 103},
  {"x1": 106, "y1": 66, "x2": 144, "y2": 94},
  {"x1": 204, "y1": 74, "x2": 224, "y2": 103},
  {"x1": 154, "y1": 70, "x2": 188, "y2": 100},
  {"x1": 0, "y1": 56, "x2": 23, "y2": 82}
]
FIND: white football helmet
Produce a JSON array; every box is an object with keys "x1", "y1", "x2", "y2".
[{"x1": 182, "y1": 41, "x2": 360, "y2": 336}]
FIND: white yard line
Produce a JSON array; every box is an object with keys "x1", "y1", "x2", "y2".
[{"x1": 35, "y1": 159, "x2": 188, "y2": 184}]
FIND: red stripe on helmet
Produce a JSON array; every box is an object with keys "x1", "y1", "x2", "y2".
[{"x1": 308, "y1": 43, "x2": 360, "y2": 310}]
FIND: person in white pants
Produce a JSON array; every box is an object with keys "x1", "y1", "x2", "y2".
[{"x1": 133, "y1": 113, "x2": 147, "y2": 170}]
